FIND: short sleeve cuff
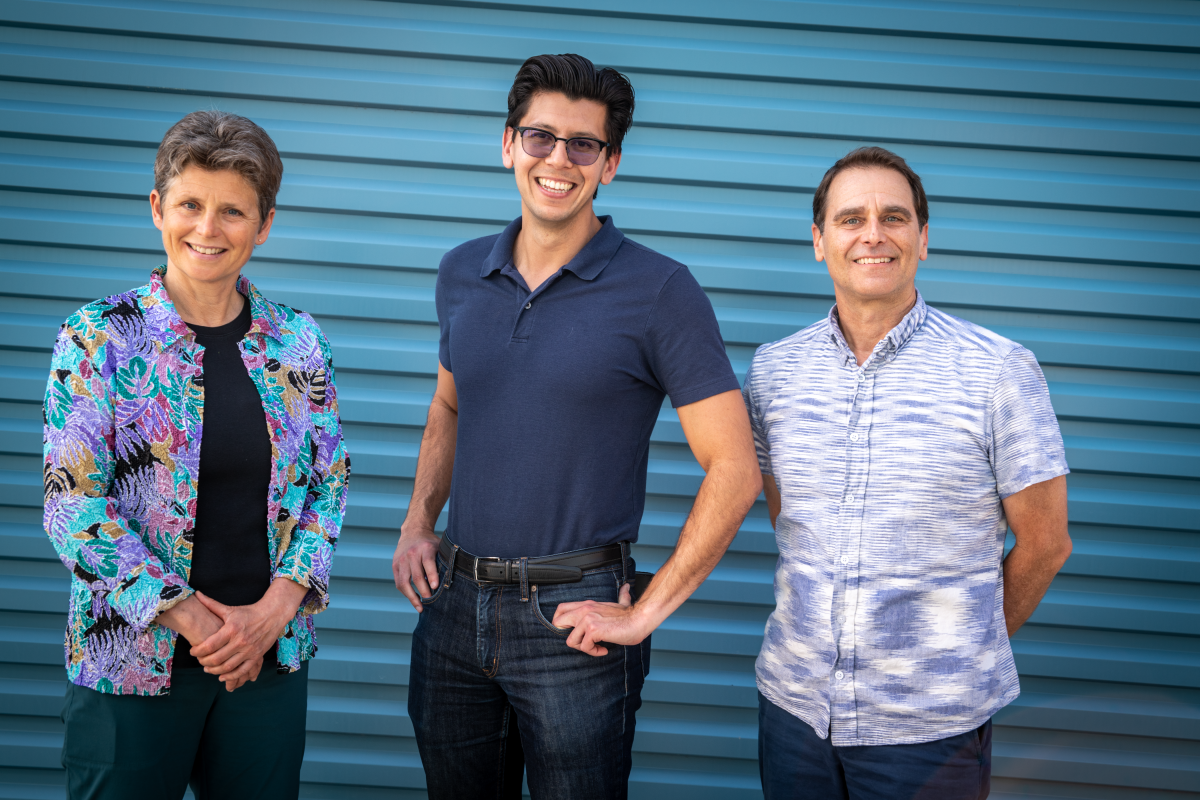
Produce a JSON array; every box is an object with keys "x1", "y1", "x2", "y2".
[
  {"x1": 668, "y1": 373, "x2": 742, "y2": 409},
  {"x1": 998, "y1": 463, "x2": 1070, "y2": 500}
]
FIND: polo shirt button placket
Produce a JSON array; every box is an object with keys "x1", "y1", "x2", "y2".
[{"x1": 511, "y1": 291, "x2": 539, "y2": 342}]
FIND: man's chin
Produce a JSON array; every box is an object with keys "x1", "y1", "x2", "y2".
[
  {"x1": 526, "y1": 197, "x2": 589, "y2": 227},
  {"x1": 844, "y1": 283, "x2": 918, "y2": 305}
]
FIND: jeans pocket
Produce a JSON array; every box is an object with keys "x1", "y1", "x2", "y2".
[
  {"x1": 530, "y1": 571, "x2": 622, "y2": 636},
  {"x1": 531, "y1": 584, "x2": 571, "y2": 635},
  {"x1": 419, "y1": 558, "x2": 449, "y2": 606}
]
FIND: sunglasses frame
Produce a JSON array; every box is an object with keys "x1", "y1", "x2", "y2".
[{"x1": 514, "y1": 126, "x2": 610, "y2": 166}]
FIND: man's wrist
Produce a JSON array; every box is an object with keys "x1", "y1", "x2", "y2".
[
  {"x1": 629, "y1": 599, "x2": 667, "y2": 637},
  {"x1": 399, "y1": 521, "x2": 438, "y2": 541}
]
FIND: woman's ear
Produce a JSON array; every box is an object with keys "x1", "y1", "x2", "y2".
[
  {"x1": 255, "y1": 207, "x2": 277, "y2": 245},
  {"x1": 149, "y1": 189, "x2": 165, "y2": 231}
]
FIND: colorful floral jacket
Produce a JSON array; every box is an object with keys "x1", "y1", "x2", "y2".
[{"x1": 43, "y1": 267, "x2": 349, "y2": 695}]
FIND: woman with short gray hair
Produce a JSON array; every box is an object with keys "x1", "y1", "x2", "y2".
[{"x1": 42, "y1": 110, "x2": 349, "y2": 799}]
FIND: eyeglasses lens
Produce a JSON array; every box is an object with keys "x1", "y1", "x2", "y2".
[
  {"x1": 567, "y1": 139, "x2": 600, "y2": 165},
  {"x1": 520, "y1": 130, "x2": 555, "y2": 158},
  {"x1": 519, "y1": 129, "x2": 601, "y2": 166}
]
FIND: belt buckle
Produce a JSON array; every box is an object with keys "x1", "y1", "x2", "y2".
[{"x1": 474, "y1": 556, "x2": 504, "y2": 582}]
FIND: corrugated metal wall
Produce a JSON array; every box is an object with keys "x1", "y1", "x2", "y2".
[{"x1": 0, "y1": 1, "x2": 1196, "y2": 797}]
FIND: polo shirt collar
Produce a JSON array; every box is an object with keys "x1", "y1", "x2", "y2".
[
  {"x1": 480, "y1": 215, "x2": 625, "y2": 282},
  {"x1": 827, "y1": 289, "x2": 927, "y2": 365}
]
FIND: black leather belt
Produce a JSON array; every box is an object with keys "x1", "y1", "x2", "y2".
[{"x1": 439, "y1": 536, "x2": 625, "y2": 585}]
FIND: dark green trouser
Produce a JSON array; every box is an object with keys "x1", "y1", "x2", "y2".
[{"x1": 61, "y1": 661, "x2": 308, "y2": 800}]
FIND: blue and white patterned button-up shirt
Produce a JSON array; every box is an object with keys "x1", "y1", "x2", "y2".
[{"x1": 743, "y1": 291, "x2": 1068, "y2": 746}]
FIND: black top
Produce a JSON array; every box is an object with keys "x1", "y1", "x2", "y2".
[{"x1": 173, "y1": 298, "x2": 274, "y2": 670}]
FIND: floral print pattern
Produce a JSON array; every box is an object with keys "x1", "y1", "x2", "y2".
[{"x1": 43, "y1": 267, "x2": 350, "y2": 696}]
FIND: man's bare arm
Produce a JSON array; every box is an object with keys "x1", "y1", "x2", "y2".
[
  {"x1": 763, "y1": 474, "x2": 781, "y2": 529},
  {"x1": 553, "y1": 390, "x2": 763, "y2": 656},
  {"x1": 392, "y1": 363, "x2": 458, "y2": 611},
  {"x1": 1001, "y1": 474, "x2": 1071, "y2": 636}
]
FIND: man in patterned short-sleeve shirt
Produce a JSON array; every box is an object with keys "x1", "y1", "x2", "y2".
[{"x1": 744, "y1": 147, "x2": 1072, "y2": 800}]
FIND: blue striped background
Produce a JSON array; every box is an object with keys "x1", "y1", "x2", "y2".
[{"x1": 0, "y1": 1, "x2": 1196, "y2": 797}]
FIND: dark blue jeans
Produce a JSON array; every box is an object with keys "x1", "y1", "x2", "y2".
[
  {"x1": 759, "y1": 692, "x2": 991, "y2": 800},
  {"x1": 409, "y1": 555, "x2": 649, "y2": 800}
]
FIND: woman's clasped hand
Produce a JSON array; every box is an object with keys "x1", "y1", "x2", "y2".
[{"x1": 189, "y1": 579, "x2": 310, "y2": 691}]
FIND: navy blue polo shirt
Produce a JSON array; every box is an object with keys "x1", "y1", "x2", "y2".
[{"x1": 436, "y1": 216, "x2": 739, "y2": 558}]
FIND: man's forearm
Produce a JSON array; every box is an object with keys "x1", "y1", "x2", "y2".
[
  {"x1": 634, "y1": 458, "x2": 761, "y2": 629},
  {"x1": 1002, "y1": 541, "x2": 1070, "y2": 636},
  {"x1": 999, "y1": 475, "x2": 1071, "y2": 637},
  {"x1": 403, "y1": 396, "x2": 457, "y2": 534}
]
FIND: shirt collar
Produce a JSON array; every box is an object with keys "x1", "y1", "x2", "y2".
[
  {"x1": 148, "y1": 266, "x2": 283, "y2": 347},
  {"x1": 826, "y1": 289, "x2": 927, "y2": 366},
  {"x1": 479, "y1": 215, "x2": 625, "y2": 282}
]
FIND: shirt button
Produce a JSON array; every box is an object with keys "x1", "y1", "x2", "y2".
[
  {"x1": 525, "y1": 302, "x2": 532, "y2": 309},
  {"x1": 849, "y1": 433, "x2": 860, "y2": 442},
  {"x1": 857, "y1": 372, "x2": 866, "y2": 382},
  {"x1": 836, "y1": 670, "x2": 845, "y2": 680},
  {"x1": 841, "y1": 555, "x2": 849, "y2": 565}
]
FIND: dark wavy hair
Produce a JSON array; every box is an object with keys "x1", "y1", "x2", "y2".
[
  {"x1": 506, "y1": 53, "x2": 635, "y2": 156},
  {"x1": 812, "y1": 146, "x2": 928, "y2": 234},
  {"x1": 154, "y1": 110, "x2": 283, "y2": 226}
]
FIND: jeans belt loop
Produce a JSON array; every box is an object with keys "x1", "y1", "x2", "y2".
[
  {"x1": 620, "y1": 541, "x2": 630, "y2": 585},
  {"x1": 445, "y1": 544, "x2": 459, "y2": 589},
  {"x1": 519, "y1": 557, "x2": 529, "y2": 602}
]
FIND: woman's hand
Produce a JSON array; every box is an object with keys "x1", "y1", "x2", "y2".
[
  {"x1": 157, "y1": 594, "x2": 224, "y2": 650},
  {"x1": 190, "y1": 578, "x2": 308, "y2": 692},
  {"x1": 219, "y1": 653, "x2": 264, "y2": 692}
]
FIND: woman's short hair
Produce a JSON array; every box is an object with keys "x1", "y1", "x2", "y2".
[
  {"x1": 812, "y1": 146, "x2": 929, "y2": 234},
  {"x1": 154, "y1": 110, "x2": 283, "y2": 225},
  {"x1": 506, "y1": 54, "x2": 635, "y2": 155}
]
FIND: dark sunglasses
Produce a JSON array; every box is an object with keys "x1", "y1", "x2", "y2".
[{"x1": 515, "y1": 127, "x2": 609, "y2": 166}]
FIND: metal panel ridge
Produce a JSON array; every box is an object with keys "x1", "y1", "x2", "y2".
[{"x1": 0, "y1": 1, "x2": 1196, "y2": 798}]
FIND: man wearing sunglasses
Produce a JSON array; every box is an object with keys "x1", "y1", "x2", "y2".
[{"x1": 392, "y1": 53, "x2": 762, "y2": 799}]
